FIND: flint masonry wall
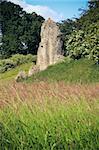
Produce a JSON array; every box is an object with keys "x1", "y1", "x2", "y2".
[{"x1": 37, "y1": 18, "x2": 64, "y2": 71}]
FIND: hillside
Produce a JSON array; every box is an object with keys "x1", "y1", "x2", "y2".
[
  {"x1": 27, "y1": 58, "x2": 99, "y2": 84},
  {"x1": 0, "y1": 58, "x2": 99, "y2": 83},
  {"x1": 0, "y1": 62, "x2": 33, "y2": 82}
]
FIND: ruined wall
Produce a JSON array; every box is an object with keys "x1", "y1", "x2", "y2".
[{"x1": 37, "y1": 18, "x2": 64, "y2": 71}]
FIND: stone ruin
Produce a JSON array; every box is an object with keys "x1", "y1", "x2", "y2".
[
  {"x1": 36, "y1": 18, "x2": 64, "y2": 71},
  {"x1": 15, "y1": 71, "x2": 27, "y2": 82},
  {"x1": 28, "y1": 65, "x2": 39, "y2": 77},
  {"x1": 16, "y1": 18, "x2": 64, "y2": 80}
]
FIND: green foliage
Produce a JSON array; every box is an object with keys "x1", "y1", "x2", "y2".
[
  {"x1": 0, "y1": 1, "x2": 44, "y2": 58},
  {"x1": 65, "y1": 22, "x2": 99, "y2": 62},
  {"x1": 10, "y1": 54, "x2": 36, "y2": 66},
  {"x1": 27, "y1": 58, "x2": 99, "y2": 84},
  {"x1": 0, "y1": 98, "x2": 99, "y2": 150},
  {"x1": 0, "y1": 59, "x2": 15, "y2": 73},
  {"x1": 58, "y1": 19, "x2": 76, "y2": 55},
  {"x1": 61, "y1": 0, "x2": 99, "y2": 63},
  {"x1": 76, "y1": 0, "x2": 99, "y2": 30},
  {"x1": 0, "y1": 54, "x2": 36, "y2": 73},
  {"x1": 0, "y1": 62, "x2": 33, "y2": 81},
  {"x1": 0, "y1": 58, "x2": 99, "y2": 83},
  {"x1": 66, "y1": 30, "x2": 85, "y2": 59}
]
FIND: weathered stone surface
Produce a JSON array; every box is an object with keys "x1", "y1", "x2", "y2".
[
  {"x1": 28, "y1": 65, "x2": 39, "y2": 77},
  {"x1": 37, "y1": 18, "x2": 64, "y2": 71},
  {"x1": 15, "y1": 71, "x2": 27, "y2": 82}
]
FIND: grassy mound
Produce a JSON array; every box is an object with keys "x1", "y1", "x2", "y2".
[
  {"x1": 27, "y1": 58, "x2": 99, "y2": 83},
  {"x1": 0, "y1": 58, "x2": 99, "y2": 83}
]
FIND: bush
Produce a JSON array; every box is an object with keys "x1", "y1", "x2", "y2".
[
  {"x1": 0, "y1": 59, "x2": 16, "y2": 73},
  {"x1": 10, "y1": 54, "x2": 36, "y2": 66},
  {"x1": 0, "y1": 54, "x2": 36, "y2": 73},
  {"x1": 65, "y1": 23, "x2": 99, "y2": 63}
]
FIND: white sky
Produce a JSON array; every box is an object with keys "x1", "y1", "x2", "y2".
[{"x1": 7, "y1": 0, "x2": 64, "y2": 21}]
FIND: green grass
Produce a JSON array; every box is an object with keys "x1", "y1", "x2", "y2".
[
  {"x1": 0, "y1": 58, "x2": 99, "y2": 83},
  {"x1": 27, "y1": 58, "x2": 99, "y2": 84},
  {"x1": 0, "y1": 58, "x2": 99, "y2": 149},
  {"x1": 0, "y1": 98, "x2": 99, "y2": 150},
  {"x1": 0, "y1": 62, "x2": 33, "y2": 81}
]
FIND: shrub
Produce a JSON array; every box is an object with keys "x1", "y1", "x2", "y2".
[
  {"x1": 10, "y1": 54, "x2": 36, "y2": 66},
  {"x1": 65, "y1": 23, "x2": 99, "y2": 63},
  {"x1": 0, "y1": 54, "x2": 36, "y2": 73},
  {"x1": 0, "y1": 59, "x2": 16, "y2": 73}
]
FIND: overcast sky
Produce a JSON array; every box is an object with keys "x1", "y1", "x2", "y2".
[{"x1": 7, "y1": 0, "x2": 88, "y2": 22}]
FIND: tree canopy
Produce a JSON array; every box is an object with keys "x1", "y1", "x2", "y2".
[
  {"x1": 0, "y1": 1, "x2": 44, "y2": 59},
  {"x1": 60, "y1": 0, "x2": 99, "y2": 63}
]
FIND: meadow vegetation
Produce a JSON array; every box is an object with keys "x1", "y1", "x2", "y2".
[
  {"x1": 0, "y1": 82, "x2": 99, "y2": 150},
  {"x1": 0, "y1": 58, "x2": 99, "y2": 149}
]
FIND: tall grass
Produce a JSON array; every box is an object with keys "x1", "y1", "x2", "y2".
[{"x1": 0, "y1": 82, "x2": 99, "y2": 150}]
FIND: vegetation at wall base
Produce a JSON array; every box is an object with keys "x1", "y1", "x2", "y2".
[
  {"x1": 26, "y1": 58, "x2": 99, "y2": 84},
  {"x1": 0, "y1": 58, "x2": 98, "y2": 83}
]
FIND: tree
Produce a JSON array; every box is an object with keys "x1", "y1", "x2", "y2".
[
  {"x1": 64, "y1": 0, "x2": 99, "y2": 63},
  {"x1": 75, "y1": 0, "x2": 99, "y2": 30},
  {"x1": 58, "y1": 19, "x2": 76, "y2": 55},
  {"x1": 0, "y1": 1, "x2": 44, "y2": 59}
]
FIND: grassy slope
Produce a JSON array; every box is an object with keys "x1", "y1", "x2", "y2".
[
  {"x1": 27, "y1": 58, "x2": 99, "y2": 84},
  {"x1": 0, "y1": 58, "x2": 99, "y2": 83},
  {"x1": 0, "y1": 62, "x2": 33, "y2": 82}
]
